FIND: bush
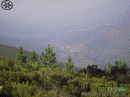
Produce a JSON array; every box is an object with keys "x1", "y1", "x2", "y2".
[
  {"x1": 77, "y1": 68, "x2": 87, "y2": 75},
  {"x1": 67, "y1": 77, "x2": 88, "y2": 97},
  {"x1": 0, "y1": 55, "x2": 7, "y2": 61},
  {"x1": 86, "y1": 64, "x2": 98, "y2": 75},
  {"x1": 0, "y1": 60, "x2": 9, "y2": 70},
  {"x1": 7, "y1": 60, "x2": 14, "y2": 67},
  {"x1": 31, "y1": 62, "x2": 39, "y2": 70},
  {"x1": 49, "y1": 63, "x2": 61, "y2": 70},
  {"x1": 23, "y1": 62, "x2": 33, "y2": 70},
  {"x1": 62, "y1": 85, "x2": 68, "y2": 92},
  {"x1": 1, "y1": 81, "x2": 47, "y2": 97},
  {"x1": 118, "y1": 66, "x2": 128, "y2": 75},
  {"x1": 115, "y1": 74, "x2": 127, "y2": 83},
  {"x1": 111, "y1": 66, "x2": 119, "y2": 75},
  {"x1": 86, "y1": 64, "x2": 105, "y2": 78},
  {"x1": 13, "y1": 65, "x2": 22, "y2": 71}
]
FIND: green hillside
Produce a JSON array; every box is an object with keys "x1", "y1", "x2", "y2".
[{"x1": 0, "y1": 44, "x2": 130, "y2": 97}]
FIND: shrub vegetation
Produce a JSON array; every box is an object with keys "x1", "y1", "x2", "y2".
[{"x1": 0, "y1": 44, "x2": 130, "y2": 97}]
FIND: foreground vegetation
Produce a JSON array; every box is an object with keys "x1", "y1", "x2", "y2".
[{"x1": 0, "y1": 44, "x2": 130, "y2": 97}]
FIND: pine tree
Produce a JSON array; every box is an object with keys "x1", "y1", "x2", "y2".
[
  {"x1": 30, "y1": 50, "x2": 37, "y2": 63},
  {"x1": 118, "y1": 60, "x2": 128, "y2": 75},
  {"x1": 104, "y1": 66, "x2": 108, "y2": 74},
  {"x1": 39, "y1": 44, "x2": 57, "y2": 67},
  {"x1": 118, "y1": 59, "x2": 122, "y2": 69},
  {"x1": 16, "y1": 46, "x2": 27, "y2": 65},
  {"x1": 114, "y1": 60, "x2": 119, "y2": 66},
  {"x1": 122, "y1": 60, "x2": 128, "y2": 70},
  {"x1": 65, "y1": 55, "x2": 74, "y2": 72},
  {"x1": 107, "y1": 63, "x2": 111, "y2": 74}
]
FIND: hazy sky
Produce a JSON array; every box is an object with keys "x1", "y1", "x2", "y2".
[
  {"x1": 0, "y1": 0, "x2": 130, "y2": 68},
  {"x1": 1, "y1": 0, "x2": 129, "y2": 38}
]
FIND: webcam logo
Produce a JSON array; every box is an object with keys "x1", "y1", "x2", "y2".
[{"x1": 1, "y1": 0, "x2": 13, "y2": 10}]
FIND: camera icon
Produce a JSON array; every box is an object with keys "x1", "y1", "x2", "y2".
[{"x1": 1, "y1": 0, "x2": 13, "y2": 10}]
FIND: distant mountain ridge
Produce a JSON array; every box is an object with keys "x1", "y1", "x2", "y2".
[{"x1": 1, "y1": 32, "x2": 130, "y2": 70}]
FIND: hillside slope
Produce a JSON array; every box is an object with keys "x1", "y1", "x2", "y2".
[{"x1": 0, "y1": 43, "x2": 81, "y2": 73}]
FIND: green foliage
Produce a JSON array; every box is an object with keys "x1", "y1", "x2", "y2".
[
  {"x1": 114, "y1": 59, "x2": 128, "y2": 69},
  {"x1": 118, "y1": 59, "x2": 122, "y2": 69},
  {"x1": 65, "y1": 55, "x2": 74, "y2": 72},
  {"x1": 77, "y1": 68, "x2": 87, "y2": 75},
  {"x1": 39, "y1": 44, "x2": 57, "y2": 67},
  {"x1": 62, "y1": 85, "x2": 68, "y2": 92},
  {"x1": 113, "y1": 60, "x2": 128, "y2": 75},
  {"x1": 104, "y1": 66, "x2": 108, "y2": 73},
  {"x1": 30, "y1": 50, "x2": 37, "y2": 63},
  {"x1": 49, "y1": 62, "x2": 61, "y2": 70},
  {"x1": 122, "y1": 60, "x2": 128, "y2": 68},
  {"x1": 31, "y1": 62, "x2": 39, "y2": 70},
  {"x1": 0, "y1": 60, "x2": 9, "y2": 70},
  {"x1": 85, "y1": 64, "x2": 105, "y2": 78},
  {"x1": 107, "y1": 62, "x2": 111, "y2": 74},
  {"x1": 115, "y1": 74, "x2": 127, "y2": 83},
  {"x1": 16, "y1": 46, "x2": 27, "y2": 65},
  {"x1": 45, "y1": 68, "x2": 74, "y2": 90},
  {"x1": 67, "y1": 77, "x2": 89, "y2": 96},
  {"x1": 35, "y1": 61, "x2": 43, "y2": 70},
  {"x1": 114, "y1": 60, "x2": 119, "y2": 66},
  {"x1": 86, "y1": 64, "x2": 98, "y2": 76},
  {"x1": 13, "y1": 65, "x2": 22, "y2": 71},
  {"x1": 7, "y1": 60, "x2": 14, "y2": 67},
  {"x1": 0, "y1": 44, "x2": 130, "y2": 97},
  {"x1": 1, "y1": 81, "x2": 47, "y2": 97},
  {"x1": 23, "y1": 62, "x2": 33, "y2": 69},
  {"x1": 30, "y1": 61, "x2": 43, "y2": 71},
  {"x1": 0, "y1": 55, "x2": 7, "y2": 61}
]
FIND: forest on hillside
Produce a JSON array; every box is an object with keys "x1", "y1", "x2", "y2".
[{"x1": 0, "y1": 44, "x2": 130, "y2": 97}]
